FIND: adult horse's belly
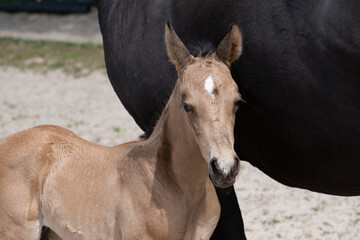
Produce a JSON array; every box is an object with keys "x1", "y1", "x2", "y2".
[{"x1": 235, "y1": 100, "x2": 360, "y2": 196}]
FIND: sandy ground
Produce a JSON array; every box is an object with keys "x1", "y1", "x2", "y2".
[{"x1": 0, "y1": 8, "x2": 359, "y2": 240}]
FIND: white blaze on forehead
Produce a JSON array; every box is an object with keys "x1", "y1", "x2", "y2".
[{"x1": 204, "y1": 75, "x2": 215, "y2": 99}]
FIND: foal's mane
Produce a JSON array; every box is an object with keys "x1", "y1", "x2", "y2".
[{"x1": 188, "y1": 40, "x2": 216, "y2": 58}]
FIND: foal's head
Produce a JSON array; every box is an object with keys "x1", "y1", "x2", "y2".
[{"x1": 165, "y1": 23, "x2": 243, "y2": 188}]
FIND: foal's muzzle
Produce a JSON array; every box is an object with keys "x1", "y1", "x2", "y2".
[{"x1": 209, "y1": 156, "x2": 240, "y2": 188}]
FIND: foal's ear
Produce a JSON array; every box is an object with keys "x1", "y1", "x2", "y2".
[
  {"x1": 216, "y1": 25, "x2": 243, "y2": 67},
  {"x1": 165, "y1": 22, "x2": 192, "y2": 69}
]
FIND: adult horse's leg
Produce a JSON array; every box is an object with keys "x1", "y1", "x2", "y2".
[
  {"x1": 211, "y1": 186, "x2": 247, "y2": 240},
  {"x1": 40, "y1": 228, "x2": 62, "y2": 240}
]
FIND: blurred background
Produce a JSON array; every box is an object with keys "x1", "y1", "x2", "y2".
[
  {"x1": 0, "y1": 2, "x2": 359, "y2": 239},
  {"x1": 0, "y1": 0, "x2": 93, "y2": 13},
  {"x1": 0, "y1": 0, "x2": 143, "y2": 146}
]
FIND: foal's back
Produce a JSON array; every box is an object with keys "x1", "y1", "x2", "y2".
[{"x1": 0, "y1": 125, "x2": 134, "y2": 239}]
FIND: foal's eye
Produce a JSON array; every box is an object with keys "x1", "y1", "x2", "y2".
[{"x1": 183, "y1": 103, "x2": 194, "y2": 113}]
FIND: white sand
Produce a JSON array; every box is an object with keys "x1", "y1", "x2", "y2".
[
  {"x1": 235, "y1": 163, "x2": 360, "y2": 239},
  {"x1": 0, "y1": 9, "x2": 359, "y2": 240},
  {"x1": 0, "y1": 68, "x2": 142, "y2": 145}
]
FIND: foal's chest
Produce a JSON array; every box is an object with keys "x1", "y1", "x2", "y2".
[{"x1": 119, "y1": 185, "x2": 190, "y2": 239}]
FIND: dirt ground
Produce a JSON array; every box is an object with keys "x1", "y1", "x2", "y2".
[{"x1": 0, "y1": 8, "x2": 359, "y2": 240}]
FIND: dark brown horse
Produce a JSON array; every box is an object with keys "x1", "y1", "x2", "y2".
[{"x1": 97, "y1": 0, "x2": 360, "y2": 239}]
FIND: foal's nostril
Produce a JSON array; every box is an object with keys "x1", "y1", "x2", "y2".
[
  {"x1": 231, "y1": 156, "x2": 240, "y2": 176},
  {"x1": 234, "y1": 156, "x2": 240, "y2": 167},
  {"x1": 210, "y1": 158, "x2": 220, "y2": 175}
]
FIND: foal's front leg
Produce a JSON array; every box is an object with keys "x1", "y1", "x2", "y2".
[
  {"x1": 0, "y1": 182, "x2": 42, "y2": 240},
  {"x1": 185, "y1": 181, "x2": 221, "y2": 240}
]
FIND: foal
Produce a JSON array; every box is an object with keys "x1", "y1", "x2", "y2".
[{"x1": 0, "y1": 23, "x2": 243, "y2": 240}]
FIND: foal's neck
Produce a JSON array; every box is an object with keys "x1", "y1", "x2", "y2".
[{"x1": 149, "y1": 83, "x2": 209, "y2": 198}]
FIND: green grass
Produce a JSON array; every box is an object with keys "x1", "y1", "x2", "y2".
[
  {"x1": 268, "y1": 218, "x2": 280, "y2": 226},
  {"x1": 112, "y1": 126, "x2": 121, "y2": 133},
  {"x1": 311, "y1": 201, "x2": 326, "y2": 212},
  {"x1": 0, "y1": 37, "x2": 105, "y2": 77}
]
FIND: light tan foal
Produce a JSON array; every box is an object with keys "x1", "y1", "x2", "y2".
[{"x1": 0, "y1": 23, "x2": 243, "y2": 240}]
